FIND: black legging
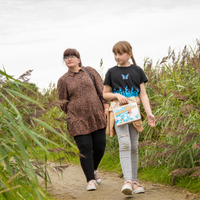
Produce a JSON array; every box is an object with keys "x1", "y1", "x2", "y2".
[{"x1": 74, "y1": 128, "x2": 106, "y2": 182}]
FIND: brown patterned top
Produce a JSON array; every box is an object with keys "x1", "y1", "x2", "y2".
[{"x1": 57, "y1": 66, "x2": 109, "y2": 137}]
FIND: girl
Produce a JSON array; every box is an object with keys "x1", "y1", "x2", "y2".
[
  {"x1": 57, "y1": 48, "x2": 109, "y2": 191},
  {"x1": 103, "y1": 41, "x2": 155, "y2": 195}
]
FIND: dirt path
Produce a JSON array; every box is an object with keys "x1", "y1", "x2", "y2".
[{"x1": 38, "y1": 163, "x2": 199, "y2": 200}]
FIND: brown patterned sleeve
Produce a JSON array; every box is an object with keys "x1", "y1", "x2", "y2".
[
  {"x1": 57, "y1": 77, "x2": 68, "y2": 114},
  {"x1": 86, "y1": 67, "x2": 109, "y2": 105}
]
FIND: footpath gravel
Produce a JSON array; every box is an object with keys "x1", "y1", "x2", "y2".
[{"x1": 38, "y1": 163, "x2": 200, "y2": 200}]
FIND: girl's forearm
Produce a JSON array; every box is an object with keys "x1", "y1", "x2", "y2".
[{"x1": 103, "y1": 92, "x2": 119, "y2": 101}]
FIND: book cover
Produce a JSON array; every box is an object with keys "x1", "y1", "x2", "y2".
[{"x1": 112, "y1": 98, "x2": 141, "y2": 127}]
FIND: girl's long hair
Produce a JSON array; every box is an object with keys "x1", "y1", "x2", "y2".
[
  {"x1": 112, "y1": 41, "x2": 137, "y2": 65},
  {"x1": 63, "y1": 48, "x2": 82, "y2": 67}
]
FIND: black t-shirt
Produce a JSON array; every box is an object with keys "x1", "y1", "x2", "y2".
[{"x1": 104, "y1": 64, "x2": 148, "y2": 97}]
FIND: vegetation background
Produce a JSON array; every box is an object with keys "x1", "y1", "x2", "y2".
[{"x1": 0, "y1": 39, "x2": 199, "y2": 199}]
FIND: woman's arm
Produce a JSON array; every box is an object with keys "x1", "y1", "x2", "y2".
[
  {"x1": 86, "y1": 67, "x2": 109, "y2": 120},
  {"x1": 103, "y1": 85, "x2": 129, "y2": 105},
  {"x1": 87, "y1": 67, "x2": 109, "y2": 106},
  {"x1": 139, "y1": 83, "x2": 155, "y2": 127},
  {"x1": 57, "y1": 78, "x2": 68, "y2": 114}
]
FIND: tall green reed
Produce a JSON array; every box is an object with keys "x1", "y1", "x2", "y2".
[
  {"x1": 139, "y1": 39, "x2": 200, "y2": 181},
  {"x1": 0, "y1": 70, "x2": 78, "y2": 199}
]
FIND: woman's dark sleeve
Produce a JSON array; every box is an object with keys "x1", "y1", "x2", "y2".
[
  {"x1": 87, "y1": 67, "x2": 109, "y2": 105},
  {"x1": 57, "y1": 78, "x2": 68, "y2": 113}
]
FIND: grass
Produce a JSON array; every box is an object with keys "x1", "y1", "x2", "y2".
[
  {"x1": 138, "y1": 165, "x2": 200, "y2": 194},
  {"x1": 99, "y1": 150, "x2": 122, "y2": 174}
]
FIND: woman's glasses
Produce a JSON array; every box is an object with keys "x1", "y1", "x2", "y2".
[{"x1": 64, "y1": 55, "x2": 76, "y2": 60}]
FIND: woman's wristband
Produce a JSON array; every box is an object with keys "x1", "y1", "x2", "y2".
[{"x1": 105, "y1": 108, "x2": 109, "y2": 111}]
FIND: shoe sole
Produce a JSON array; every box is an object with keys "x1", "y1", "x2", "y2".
[
  {"x1": 87, "y1": 187, "x2": 96, "y2": 191},
  {"x1": 122, "y1": 188, "x2": 133, "y2": 195},
  {"x1": 133, "y1": 189, "x2": 145, "y2": 194}
]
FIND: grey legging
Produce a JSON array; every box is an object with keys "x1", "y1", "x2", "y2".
[{"x1": 115, "y1": 123, "x2": 139, "y2": 182}]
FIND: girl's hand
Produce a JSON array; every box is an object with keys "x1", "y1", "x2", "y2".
[
  {"x1": 147, "y1": 113, "x2": 156, "y2": 127},
  {"x1": 116, "y1": 94, "x2": 129, "y2": 105}
]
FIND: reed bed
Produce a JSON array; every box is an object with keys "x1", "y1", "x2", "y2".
[
  {"x1": 138, "y1": 39, "x2": 200, "y2": 187},
  {"x1": 0, "y1": 70, "x2": 78, "y2": 199}
]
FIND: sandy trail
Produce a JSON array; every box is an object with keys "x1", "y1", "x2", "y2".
[{"x1": 38, "y1": 163, "x2": 199, "y2": 200}]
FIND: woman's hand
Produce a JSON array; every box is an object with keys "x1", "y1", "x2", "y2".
[
  {"x1": 116, "y1": 94, "x2": 129, "y2": 105},
  {"x1": 147, "y1": 113, "x2": 156, "y2": 127}
]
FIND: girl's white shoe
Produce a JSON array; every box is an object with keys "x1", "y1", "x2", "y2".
[
  {"x1": 132, "y1": 181, "x2": 145, "y2": 193},
  {"x1": 121, "y1": 180, "x2": 133, "y2": 195}
]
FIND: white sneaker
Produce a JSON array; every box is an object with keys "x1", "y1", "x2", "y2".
[
  {"x1": 94, "y1": 170, "x2": 101, "y2": 184},
  {"x1": 121, "y1": 180, "x2": 133, "y2": 195},
  {"x1": 87, "y1": 180, "x2": 97, "y2": 191},
  {"x1": 132, "y1": 181, "x2": 145, "y2": 194}
]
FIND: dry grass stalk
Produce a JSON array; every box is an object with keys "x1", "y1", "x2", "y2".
[
  {"x1": 177, "y1": 123, "x2": 194, "y2": 132},
  {"x1": 55, "y1": 157, "x2": 66, "y2": 162},
  {"x1": 139, "y1": 155, "x2": 151, "y2": 163},
  {"x1": 170, "y1": 90, "x2": 188, "y2": 101},
  {"x1": 156, "y1": 142, "x2": 172, "y2": 149},
  {"x1": 179, "y1": 132, "x2": 199, "y2": 146},
  {"x1": 194, "y1": 152, "x2": 200, "y2": 159},
  {"x1": 145, "y1": 60, "x2": 152, "y2": 71},
  {"x1": 192, "y1": 143, "x2": 200, "y2": 150},
  {"x1": 169, "y1": 131, "x2": 183, "y2": 137},
  {"x1": 138, "y1": 141, "x2": 153, "y2": 149},
  {"x1": 52, "y1": 165, "x2": 69, "y2": 173},
  {"x1": 147, "y1": 83, "x2": 160, "y2": 94},
  {"x1": 180, "y1": 104, "x2": 198, "y2": 117},
  {"x1": 190, "y1": 169, "x2": 200, "y2": 178},
  {"x1": 169, "y1": 168, "x2": 193, "y2": 177},
  {"x1": 155, "y1": 116, "x2": 169, "y2": 121},
  {"x1": 48, "y1": 147, "x2": 68, "y2": 154},
  {"x1": 170, "y1": 167, "x2": 200, "y2": 179},
  {"x1": 160, "y1": 56, "x2": 168, "y2": 64},
  {"x1": 31, "y1": 160, "x2": 44, "y2": 167},
  {"x1": 17, "y1": 70, "x2": 33, "y2": 83}
]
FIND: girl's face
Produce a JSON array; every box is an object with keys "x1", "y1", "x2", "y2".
[
  {"x1": 64, "y1": 55, "x2": 80, "y2": 69},
  {"x1": 114, "y1": 52, "x2": 132, "y2": 67}
]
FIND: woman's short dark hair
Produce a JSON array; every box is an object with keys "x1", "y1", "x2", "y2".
[{"x1": 63, "y1": 48, "x2": 82, "y2": 67}]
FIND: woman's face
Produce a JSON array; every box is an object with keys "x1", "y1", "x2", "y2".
[{"x1": 64, "y1": 55, "x2": 80, "y2": 69}]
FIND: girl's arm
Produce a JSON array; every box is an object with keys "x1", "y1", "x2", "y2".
[
  {"x1": 103, "y1": 85, "x2": 129, "y2": 105},
  {"x1": 139, "y1": 83, "x2": 156, "y2": 127}
]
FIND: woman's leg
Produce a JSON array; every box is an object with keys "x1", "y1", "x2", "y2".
[
  {"x1": 74, "y1": 134, "x2": 94, "y2": 182},
  {"x1": 74, "y1": 128, "x2": 106, "y2": 182},
  {"x1": 114, "y1": 124, "x2": 132, "y2": 182},
  {"x1": 91, "y1": 128, "x2": 106, "y2": 170},
  {"x1": 128, "y1": 124, "x2": 139, "y2": 181}
]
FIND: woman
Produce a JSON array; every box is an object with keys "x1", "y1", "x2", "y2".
[{"x1": 57, "y1": 48, "x2": 109, "y2": 191}]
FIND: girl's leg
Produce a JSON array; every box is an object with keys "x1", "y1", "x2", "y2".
[
  {"x1": 129, "y1": 124, "x2": 144, "y2": 193},
  {"x1": 128, "y1": 124, "x2": 139, "y2": 181},
  {"x1": 74, "y1": 134, "x2": 94, "y2": 182},
  {"x1": 114, "y1": 124, "x2": 132, "y2": 182},
  {"x1": 91, "y1": 128, "x2": 106, "y2": 170}
]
